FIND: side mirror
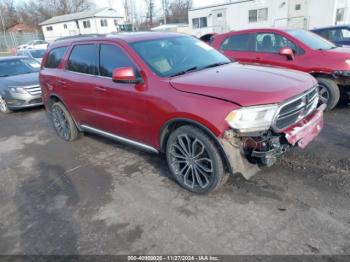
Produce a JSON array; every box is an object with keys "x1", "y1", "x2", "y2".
[
  {"x1": 112, "y1": 67, "x2": 142, "y2": 84},
  {"x1": 279, "y1": 47, "x2": 294, "y2": 60}
]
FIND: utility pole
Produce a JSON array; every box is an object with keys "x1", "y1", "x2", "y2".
[
  {"x1": 162, "y1": 0, "x2": 167, "y2": 25},
  {"x1": 148, "y1": 0, "x2": 154, "y2": 27},
  {"x1": 0, "y1": 8, "x2": 10, "y2": 51}
]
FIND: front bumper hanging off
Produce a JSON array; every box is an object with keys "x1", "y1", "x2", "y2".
[{"x1": 220, "y1": 104, "x2": 326, "y2": 180}]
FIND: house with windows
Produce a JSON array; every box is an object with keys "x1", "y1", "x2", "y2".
[
  {"x1": 39, "y1": 7, "x2": 125, "y2": 41},
  {"x1": 189, "y1": 0, "x2": 350, "y2": 37}
]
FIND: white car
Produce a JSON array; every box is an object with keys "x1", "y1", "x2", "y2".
[
  {"x1": 17, "y1": 40, "x2": 49, "y2": 50},
  {"x1": 16, "y1": 49, "x2": 46, "y2": 63}
]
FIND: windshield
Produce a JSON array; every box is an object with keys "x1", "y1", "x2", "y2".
[
  {"x1": 131, "y1": 36, "x2": 231, "y2": 77},
  {"x1": 0, "y1": 58, "x2": 40, "y2": 77},
  {"x1": 287, "y1": 29, "x2": 336, "y2": 50},
  {"x1": 29, "y1": 49, "x2": 46, "y2": 59}
]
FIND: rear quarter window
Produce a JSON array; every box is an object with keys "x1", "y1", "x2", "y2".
[
  {"x1": 220, "y1": 34, "x2": 254, "y2": 51},
  {"x1": 45, "y1": 47, "x2": 67, "y2": 68}
]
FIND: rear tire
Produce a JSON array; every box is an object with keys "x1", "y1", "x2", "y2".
[
  {"x1": 166, "y1": 125, "x2": 228, "y2": 194},
  {"x1": 317, "y1": 78, "x2": 340, "y2": 111},
  {"x1": 0, "y1": 96, "x2": 11, "y2": 114},
  {"x1": 51, "y1": 102, "x2": 79, "y2": 142}
]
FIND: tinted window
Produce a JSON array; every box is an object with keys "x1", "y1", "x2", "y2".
[
  {"x1": 67, "y1": 44, "x2": 98, "y2": 75},
  {"x1": 30, "y1": 49, "x2": 46, "y2": 59},
  {"x1": 99, "y1": 44, "x2": 134, "y2": 77},
  {"x1": 45, "y1": 47, "x2": 67, "y2": 68},
  {"x1": 221, "y1": 34, "x2": 254, "y2": 51}
]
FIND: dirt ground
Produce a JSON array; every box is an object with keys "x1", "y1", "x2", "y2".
[{"x1": 0, "y1": 104, "x2": 349, "y2": 255}]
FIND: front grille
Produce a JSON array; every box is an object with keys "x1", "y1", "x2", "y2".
[
  {"x1": 24, "y1": 85, "x2": 42, "y2": 95},
  {"x1": 273, "y1": 87, "x2": 319, "y2": 131}
]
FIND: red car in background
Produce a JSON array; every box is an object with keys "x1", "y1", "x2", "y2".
[{"x1": 211, "y1": 28, "x2": 350, "y2": 110}]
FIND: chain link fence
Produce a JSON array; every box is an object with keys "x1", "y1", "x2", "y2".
[{"x1": 0, "y1": 31, "x2": 44, "y2": 55}]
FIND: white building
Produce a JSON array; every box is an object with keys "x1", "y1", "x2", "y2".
[
  {"x1": 39, "y1": 8, "x2": 125, "y2": 41},
  {"x1": 189, "y1": 0, "x2": 350, "y2": 37}
]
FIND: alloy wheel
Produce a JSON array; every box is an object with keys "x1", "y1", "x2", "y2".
[
  {"x1": 52, "y1": 105, "x2": 70, "y2": 140},
  {"x1": 0, "y1": 97, "x2": 8, "y2": 113},
  {"x1": 318, "y1": 84, "x2": 330, "y2": 105},
  {"x1": 169, "y1": 134, "x2": 214, "y2": 190}
]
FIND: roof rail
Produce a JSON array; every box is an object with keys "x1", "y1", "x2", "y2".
[{"x1": 54, "y1": 34, "x2": 105, "y2": 42}]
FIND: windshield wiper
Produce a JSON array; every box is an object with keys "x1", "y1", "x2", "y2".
[
  {"x1": 169, "y1": 66, "x2": 199, "y2": 77},
  {"x1": 201, "y1": 62, "x2": 231, "y2": 69}
]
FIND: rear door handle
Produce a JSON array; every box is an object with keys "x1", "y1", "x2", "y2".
[{"x1": 95, "y1": 86, "x2": 107, "y2": 92}]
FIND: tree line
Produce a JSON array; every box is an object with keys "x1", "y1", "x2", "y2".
[{"x1": 0, "y1": 0, "x2": 192, "y2": 30}]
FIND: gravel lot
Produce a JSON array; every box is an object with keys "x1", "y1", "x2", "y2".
[{"x1": 0, "y1": 104, "x2": 349, "y2": 255}]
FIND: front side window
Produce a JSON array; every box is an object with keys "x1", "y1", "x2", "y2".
[
  {"x1": 99, "y1": 44, "x2": 134, "y2": 77},
  {"x1": 287, "y1": 29, "x2": 336, "y2": 50},
  {"x1": 131, "y1": 36, "x2": 230, "y2": 77},
  {"x1": 255, "y1": 33, "x2": 299, "y2": 53},
  {"x1": 45, "y1": 47, "x2": 67, "y2": 68},
  {"x1": 67, "y1": 44, "x2": 98, "y2": 75},
  {"x1": 221, "y1": 34, "x2": 254, "y2": 51},
  {"x1": 0, "y1": 58, "x2": 40, "y2": 77},
  {"x1": 328, "y1": 28, "x2": 350, "y2": 42}
]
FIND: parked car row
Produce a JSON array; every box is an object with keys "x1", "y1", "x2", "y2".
[{"x1": 0, "y1": 29, "x2": 348, "y2": 194}]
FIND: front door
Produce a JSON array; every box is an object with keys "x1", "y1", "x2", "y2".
[
  {"x1": 94, "y1": 43, "x2": 150, "y2": 144},
  {"x1": 253, "y1": 32, "x2": 306, "y2": 71}
]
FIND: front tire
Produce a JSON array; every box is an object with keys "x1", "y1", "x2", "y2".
[
  {"x1": 51, "y1": 102, "x2": 79, "y2": 142},
  {"x1": 166, "y1": 126, "x2": 228, "y2": 194},
  {"x1": 0, "y1": 96, "x2": 11, "y2": 114},
  {"x1": 317, "y1": 78, "x2": 340, "y2": 111}
]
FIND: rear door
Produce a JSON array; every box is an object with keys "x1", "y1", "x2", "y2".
[
  {"x1": 219, "y1": 33, "x2": 256, "y2": 64},
  {"x1": 60, "y1": 43, "x2": 101, "y2": 127},
  {"x1": 94, "y1": 42, "x2": 149, "y2": 144}
]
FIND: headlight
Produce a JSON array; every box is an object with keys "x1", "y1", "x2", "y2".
[
  {"x1": 225, "y1": 104, "x2": 278, "y2": 133},
  {"x1": 9, "y1": 86, "x2": 28, "y2": 94},
  {"x1": 345, "y1": 59, "x2": 350, "y2": 66}
]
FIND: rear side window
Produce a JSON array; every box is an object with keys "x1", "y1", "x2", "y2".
[
  {"x1": 45, "y1": 47, "x2": 67, "y2": 68},
  {"x1": 99, "y1": 44, "x2": 134, "y2": 77},
  {"x1": 220, "y1": 34, "x2": 254, "y2": 51},
  {"x1": 67, "y1": 44, "x2": 98, "y2": 75}
]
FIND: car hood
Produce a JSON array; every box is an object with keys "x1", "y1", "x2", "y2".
[
  {"x1": 170, "y1": 63, "x2": 316, "y2": 106},
  {"x1": 322, "y1": 47, "x2": 350, "y2": 57},
  {"x1": 0, "y1": 72, "x2": 39, "y2": 87}
]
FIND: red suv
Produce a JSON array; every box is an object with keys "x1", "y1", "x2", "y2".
[
  {"x1": 40, "y1": 33, "x2": 324, "y2": 194},
  {"x1": 211, "y1": 28, "x2": 350, "y2": 110}
]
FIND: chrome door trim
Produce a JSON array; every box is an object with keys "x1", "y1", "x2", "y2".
[{"x1": 80, "y1": 125, "x2": 159, "y2": 154}]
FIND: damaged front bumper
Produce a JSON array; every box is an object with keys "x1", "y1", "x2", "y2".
[{"x1": 220, "y1": 104, "x2": 326, "y2": 180}]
